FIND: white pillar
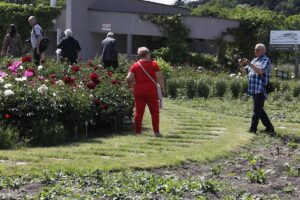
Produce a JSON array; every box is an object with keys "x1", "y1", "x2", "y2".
[
  {"x1": 50, "y1": 0, "x2": 57, "y2": 7},
  {"x1": 127, "y1": 34, "x2": 132, "y2": 55}
]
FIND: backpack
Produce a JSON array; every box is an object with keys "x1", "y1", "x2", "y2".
[{"x1": 33, "y1": 25, "x2": 50, "y2": 53}]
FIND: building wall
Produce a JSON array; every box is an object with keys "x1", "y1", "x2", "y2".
[{"x1": 50, "y1": 0, "x2": 240, "y2": 59}]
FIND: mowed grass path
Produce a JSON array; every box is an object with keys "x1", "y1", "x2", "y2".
[{"x1": 0, "y1": 99, "x2": 253, "y2": 176}]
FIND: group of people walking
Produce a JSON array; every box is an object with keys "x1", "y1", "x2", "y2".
[
  {"x1": 0, "y1": 16, "x2": 275, "y2": 137},
  {"x1": 1, "y1": 16, "x2": 118, "y2": 68}
]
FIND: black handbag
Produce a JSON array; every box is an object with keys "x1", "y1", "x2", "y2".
[
  {"x1": 266, "y1": 82, "x2": 274, "y2": 93},
  {"x1": 33, "y1": 26, "x2": 50, "y2": 53}
]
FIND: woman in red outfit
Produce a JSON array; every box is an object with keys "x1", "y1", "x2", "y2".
[{"x1": 126, "y1": 47, "x2": 165, "y2": 137}]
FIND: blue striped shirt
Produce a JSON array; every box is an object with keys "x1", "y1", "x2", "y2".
[{"x1": 246, "y1": 54, "x2": 271, "y2": 96}]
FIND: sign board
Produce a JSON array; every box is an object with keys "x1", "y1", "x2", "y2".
[
  {"x1": 270, "y1": 30, "x2": 300, "y2": 45},
  {"x1": 269, "y1": 44, "x2": 299, "y2": 51},
  {"x1": 102, "y1": 24, "x2": 112, "y2": 31}
]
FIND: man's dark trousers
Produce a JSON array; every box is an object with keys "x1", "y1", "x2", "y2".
[{"x1": 250, "y1": 93, "x2": 273, "y2": 132}]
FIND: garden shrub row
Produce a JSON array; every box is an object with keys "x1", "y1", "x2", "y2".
[
  {"x1": 0, "y1": 56, "x2": 134, "y2": 148},
  {"x1": 167, "y1": 74, "x2": 300, "y2": 99}
]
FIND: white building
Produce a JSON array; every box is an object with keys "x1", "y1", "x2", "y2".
[{"x1": 48, "y1": 0, "x2": 240, "y2": 59}]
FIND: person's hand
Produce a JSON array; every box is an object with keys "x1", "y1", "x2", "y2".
[{"x1": 241, "y1": 58, "x2": 250, "y2": 66}]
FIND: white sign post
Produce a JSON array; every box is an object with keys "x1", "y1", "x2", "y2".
[
  {"x1": 270, "y1": 30, "x2": 300, "y2": 45},
  {"x1": 270, "y1": 30, "x2": 300, "y2": 78}
]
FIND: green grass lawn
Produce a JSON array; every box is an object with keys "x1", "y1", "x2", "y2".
[
  {"x1": 0, "y1": 99, "x2": 253, "y2": 176},
  {"x1": 175, "y1": 97, "x2": 300, "y2": 139}
]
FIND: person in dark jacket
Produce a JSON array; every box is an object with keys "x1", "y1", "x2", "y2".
[
  {"x1": 100, "y1": 32, "x2": 118, "y2": 69},
  {"x1": 1, "y1": 24, "x2": 22, "y2": 57},
  {"x1": 57, "y1": 29, "x2": 81, "y2": 64}
]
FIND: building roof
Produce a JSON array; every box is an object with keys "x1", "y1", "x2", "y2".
[{"x1": 88, "y1": 0, "x2": 191, "y2": 15}]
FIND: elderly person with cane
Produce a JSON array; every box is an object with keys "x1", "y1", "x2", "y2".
[
  {"x1": 126, "y1": 47, "x2": 165, "y2": 137},
  {"x1": 239, "y1": 43, "x2": 276, "y2": 136}
]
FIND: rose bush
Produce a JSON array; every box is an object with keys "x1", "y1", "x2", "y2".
[{"x1": 0, "y1": 56, "x2": 134, "y2": 146}]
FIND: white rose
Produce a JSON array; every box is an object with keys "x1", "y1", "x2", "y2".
[
  {"x1": 57, "y1": 80, "x2": 64, "y2": 85},
  {"x1": 0, "y1": 77, "x2": 4, "y2": 84},
  {"x1": 4, "y1": 89, "x2": 14, "y2": 96},
  {"x1": 38, "y1": 65, "x2": 43, "y2": 71},
  {"x1": 37, "y1": 84, "x2": 48, "y2": 94},
  {"x1": 22, "y1": 77, "x2": 27, "y2": 81},
  {"x1": 19, "y1": 65, "x2": 24, "y2": 70},
  {"x1": 4, "y1": 83, "x2": 12, "y2": 89}
]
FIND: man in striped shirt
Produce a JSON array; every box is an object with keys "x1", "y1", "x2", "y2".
[{"x1": 239, "y1": 43, "x2": 275, "y2": 136}]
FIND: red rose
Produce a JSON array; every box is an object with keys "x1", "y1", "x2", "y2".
[
  {"x1": 87, "y1": 81, "x2": 96, "y2": 89},
  {"x1": 107, "y1": 71, "x2": 113, "y2": 77},
  {"x1": 49, "y1": 74, "x2": 56, "y2": 79},
  {"x1": 111, "y1": 80, "x2": 120, "y2": 85},
  {"x1": 90, "y1": 72, "x2": 99, "y2": 80},
  {"x1": 94, "y1": 99, "x2": 101, "y2": 106},
  {"x1": 63, "y1": 76, "x2": 76, "y2": 84},
  {"x1": 63, "y1": 76, "x2": 71, "y2": 84},
  {"x1": 101, "y1": 103, "x2": 109, "y2": 110},
  {"x1": 71, "y1": 66, "x2": 80, "y2": 72},
  {"x1": 27, "y1": 67, "x2": 35, "y2": 73},
  {"x1": 93, "y1": 78, "x2": 101, "y2": 85},
  {"x1": 4, "y1": 114, "x2": 11, "y2": 119},
  {"x1": 21, "y1": 55, "x2": 32, "y2": 63}
]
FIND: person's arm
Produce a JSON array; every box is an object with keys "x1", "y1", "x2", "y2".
[
  {"x1": 241, "y1": 58, "x2": 264, "y2": 75},
  {"x1": 126, "y1": 72, "x2": 135, "y2": 88},
  {"x1": 1, "y1": 35, "x2": 9, "y2": 56},
  {"x1": 156, "y1": 71, "x2": 166, "y2": 95}
]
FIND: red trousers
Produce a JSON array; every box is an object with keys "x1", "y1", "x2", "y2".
[{"x1": 134, "y1": 92, "x2": 159, "y2": 134}]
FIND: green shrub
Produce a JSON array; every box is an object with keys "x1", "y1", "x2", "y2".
[
  {"x1": 0, "y1": 127, "x2": 19, "y2": 149},
  {"x1": 185, "y1": 79, "x2": 197, "y2": 99},
  {"x1": 116, "y1": 54, "x2": 133, "y2": 74},
  {"x1": 271, "y1": 78, "x2": 281, "y2": 92},
  {"x1": 215, "y1": 79, "x2": 227, "y2": 97},
  {"x1": 230, "y1": 79, "x2": 241, "y2": 98},
  {"x1": 293, "y1": 83, "x2": 300, "y2": 97},
  {"x1": 0, "y1": 56, "x2": 134, "y2": 146},
  {"x1": 241, "y1": 78, "x2": 248, "y2": 94},
  {"x1": 156, "y1": 57, "x2": 173, "y2": 78},
  {"x1": 189, "y1": 53, "x2": 219, "y2": 71},
  {"x1": 197, "y1": 79, "x2": 210, "y2": 98},
  {"x1": 281, "y1": 82, "x2": 291, "y2": 92},
  {"x1": 167, "y1": 79, "x2": 178, "y2": 98}
]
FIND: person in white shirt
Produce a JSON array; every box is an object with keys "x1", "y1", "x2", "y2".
[{"x1": 28, "y1": 16, "x2": 43, "y2": 65}]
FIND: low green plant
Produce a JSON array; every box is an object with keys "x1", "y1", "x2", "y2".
[
  {"x1": 185, "y1": 79, "x2": 197, "y2": 99},
  {"x1": 167, "y1": 79, "x2": 179, "y2": 98},
  {"x1": 292, "y1": 83, "x2": 300, "y2": 97},
  {"x1": 288, "y1": 140, "x2": 299, "y2": 150},
  {"x1": 0, "y1": 126, "x2": 19, "y2": 149},
  {"x1": 211, "y1": 164, "x2": 223, "y2": 176},
  {"x1": 230, "y1": 79, "x2": 241, "y2": 99},
  {"x1": 247, "y1": 168, "x2": 266, "y2": 184},
  {"x1": 215, "y1": 79, "x2": 227, "y2": 97},
  {"x1": 197, "y1": 79, "x2": 210, "y2": 98}
]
